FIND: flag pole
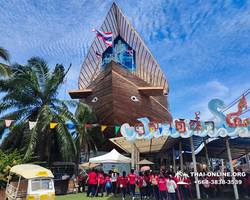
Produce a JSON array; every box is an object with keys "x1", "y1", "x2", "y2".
[{"x1": 64, "y1": 78, "x2": 67, "y2": 100}]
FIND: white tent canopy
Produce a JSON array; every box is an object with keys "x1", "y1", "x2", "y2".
[
  {"x1": 89, "y1": 149, "x2": 131, "y2": 163},
  {"x1": 138, "y1": 159, "x2": 154, "y2": 165}
]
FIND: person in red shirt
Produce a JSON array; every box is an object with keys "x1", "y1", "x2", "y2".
[
  {"x1": 172, "y1": 172, "x2": 181, "y2": 200},
  {"x1": 97, "y1": 171, "x2": 105, "y2": 197},
  {"x1": 128, "y1": 169, "x2": 137, "y2": 200},
  {"x1": 138, "y1": 172, "x2": 146, "y2": 200},
  {"x1": 158, "y1": 174, "x2": 167, "y2": 200},
  {"x1": 144, "y1": 172, "x2": 150, "y2": 198},
  {"x1": 78, "y1": 175, "x2": 83, "y2": 193},
  {"x1": 209, "y1": 176, "x2": 216, "y2": 198},
  {"x1": 116, "y1": 173, "x2": 121, "y2": 196},
  {"x1": 151, "y1": 172, "x2": 159, "y2": 200},
  {"x1": 120, "y1": 171, "x2": 128, "y2": 200},
  {"x1": 86, "y1": 168, "x2": 97, "y2": 197},
  {"x1": 104, "y1": 173, "x2": 112, "y2": 197}
]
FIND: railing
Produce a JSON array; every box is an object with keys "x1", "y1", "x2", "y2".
[{"x1": 6, "y1": 183, "x2": 27, "y2": 198}]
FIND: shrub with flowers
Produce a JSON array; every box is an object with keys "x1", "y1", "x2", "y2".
[{"x1": 0, "y1": 149, "x2": 33, "y2": 189}]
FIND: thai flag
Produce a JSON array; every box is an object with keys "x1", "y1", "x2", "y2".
[
  {"x1": 163, "y1": 92, "x2": 168, "y2": 97},
  {"x1": 63, "y1": 78, "x2": 67, "y2": 84},
  {"x1": 126, "y1": 49, "x2": 133, "y2": 57},
  {"x1": 92, "y1": 29, "x2": 113, "y2": 47},
  {"x1": 95, "y1": 50, "x2": 101, "y2": 59}
]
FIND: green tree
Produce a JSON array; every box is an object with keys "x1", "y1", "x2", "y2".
[
  {"x1": 0, "y1": 57, "x2": 81, "y2": 163},
  {"x1": 71, "y1": 105, "x2": 104, "y2": 164},
  {"x1": 0, "y1": 149, "x2": 34, "y2": 189},
  {"x1": 0, "y1": 46, "x2": 11, "y2": 77}
]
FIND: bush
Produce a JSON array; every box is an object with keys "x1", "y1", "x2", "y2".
[{"x1": 0, "y1": 149, "x2": 33, "y2": 189}]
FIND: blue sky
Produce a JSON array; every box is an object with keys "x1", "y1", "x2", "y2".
[{"x1": 0, "y1": 0, "x2": 250, "y2": 124}]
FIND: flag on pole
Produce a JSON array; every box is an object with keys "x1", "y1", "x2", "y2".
[
  {"x1": 126, "y1": 49, "x2": 133, "y2": 57},
  {"x1": 63, "y1": 78, "x2": 67, "y2": 84},
  {"x1": 92, "y1": 29, "x2": 113, "y2": 47},
  {"x1": 95, "y1": 50, "x2": 102, "y2": 59}
]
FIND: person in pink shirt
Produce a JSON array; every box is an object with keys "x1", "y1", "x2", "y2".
[
  {"x1": 116, "y1": 173, "x2": 121, "y2": 196},
  {"x1": 158, "y1": 174, "x2": 167, "y2": 200},
  {"x1": 138, "y1": 172, "x2": 146, "y2": 200},
  {"x1": 128, "y1": 169, "x2": 137, "y2": 200},
  {"x1": 120, "y1": 171, "x2": 128, "y2": 200},
  {"x1": 97, "y1": 171, "x2": 105, "y2": 197},
  {"x1": 104, "y1": 173, "x2": 111, "y2": 197},
  {"x1": 86, "y1": 168, "x2": 97, "y2": 197}
]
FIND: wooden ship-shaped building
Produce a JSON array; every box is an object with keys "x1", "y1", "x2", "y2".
[{"x1": 69, "y1": 3, "x2": 173, "y2": 164}]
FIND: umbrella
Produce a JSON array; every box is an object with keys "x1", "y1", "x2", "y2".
[
  {"x1": 138, "y1": 159, "x2": 154, "y2": 165},
  {"x1": 79, "y1": 162, "x2": 100, "y2": 169},
  {"x1": 141, "y1": 166, "x2": 150, "y2": 171}
]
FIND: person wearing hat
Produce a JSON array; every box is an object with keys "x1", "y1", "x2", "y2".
[{"x1": 111, "y1": 168, "x2": 118, "y2": 195}]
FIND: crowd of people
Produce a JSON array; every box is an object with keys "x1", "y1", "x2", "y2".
[{"x1": 78, "y1": 168, "x2": 193, "y2": 200}]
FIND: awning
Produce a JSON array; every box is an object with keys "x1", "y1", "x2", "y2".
[
  {"x1": 89, "y1": 149, "x2": 131, "y2": 163},
  {"x1": 11, "y1": 164, "x2": 54, "y2": 179},
  {"x1": 109, "y1": 136, "x2": 168, "y2": 153},
  {"x1": 138, "y1": 159, "x2": 154, "y2": 165},
  {"x1": 79, "y1": 163, "x2": 100, "y2": 169}
]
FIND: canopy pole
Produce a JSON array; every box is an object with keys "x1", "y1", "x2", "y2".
[
  {"x1": 131, "y1": 141, "x2": 135, "y2": 169},
  {"x1": 245, "y1": 149, "x2": 250, "y2": 172},
  {"x1": 203, "y1": 138, "x2": 211, "y2": 172},
  {"x1": 172, "y1": 147, "x2": 176, "y2": 173},
  {"x1": 184, "y1": 151, "x2": 187, "y2": 170},
  {"x1": 137, "y1": 151, "x2": 140, "y2": 170},
  {"x1": 221, "y1": 159, "x2": 224, "y2": 180},
  {"x1": 226, "y1": 137, "x2": 239, "y2": 200},
  {"x1": 179, "y1": 141, "x2": 184, "y2": 171},
  {"x1": 190, "y1": 136, "x2": 201, "y2": 199}
]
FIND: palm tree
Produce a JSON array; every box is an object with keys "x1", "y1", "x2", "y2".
[
  {"x1": 71, "y1": 104, "x2": 104, "y2": 164},
  {"x1": 0, "y1": 46, "x2": 11, "y2": 77},
  {"x1": 0, "y1": 57, "x2": 85, "y2": 163}
]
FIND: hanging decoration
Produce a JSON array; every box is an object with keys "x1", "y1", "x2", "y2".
[
  {"x1": 29, "y1": 121, "x2": 37, "y2": 130},
  {"x1": 115, "y1": 126, "x2": 120, "y2": 134},
  {"x1": 50, "y1": 123, "x2": 58, "y2": 129},
  {"x1": 5, "y1": 120, "x2": 14, "y2": 127},
  {"x1": 101, "y1": 126, "x2": 107, "y2": 132}
]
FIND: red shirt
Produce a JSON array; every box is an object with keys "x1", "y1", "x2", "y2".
[
  {"x1": 88, "y1": 172, "x2": 97, "y2": 184},
  {"x1": 78, "y1": 176, "x2": 83, "y2": 184},
  {"x1": 173, "y1": 177, "x2": 179, "y2": 187},
  {"x1": 116, "y1": 176, "x2": 120, "y2": 186},
  {"x1": 144, "y1": 176, "x2": 149, "y2": 183},
  {"x1": 128, "y1": 173, "x2": 137, "y2": 184},
  {"x1": 138, "y1": 176, "x2": 145, "y2": 188},
  {"x1": 119, "y1": 176, "x2": 128, "y2": 188},
  {"x1": 105, "y1": 177, "x2": 111, "y2": 185},
  {"x1": 149, "y1": 175, "x2": 154, "y2": 181},
  {"x1": 158, "y1": 178, "x2": 167, "y2": 191},
  {"x1": 98, "y1": 173, "x2": 104, "y2": 184},
  {"x1": 243, "y1": 177, "x2": 248, "y2": 188}
]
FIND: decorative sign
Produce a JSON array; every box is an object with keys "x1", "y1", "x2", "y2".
[
  {"x1": 101, "y1": 35, "x2": 136, "y2": 71},
  {"x1": 121, "y1": 98, "x2": 250, "y2": 141}
]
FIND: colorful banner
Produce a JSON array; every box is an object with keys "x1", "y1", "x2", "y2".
[{"x1": 120, "y1": 98, "x2": 250, "y2": 141}]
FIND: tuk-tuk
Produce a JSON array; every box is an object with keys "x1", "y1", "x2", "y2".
[{"x1": 5, "y1": 164, "x2": 55, "y2": 200}]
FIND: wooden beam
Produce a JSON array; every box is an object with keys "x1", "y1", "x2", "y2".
[
  {"x1": 68, "y1": 89, "x2": 92, "y2": 99},
  {"x1": 138, "y1": 87, "x2": 163, "y2": 96}
]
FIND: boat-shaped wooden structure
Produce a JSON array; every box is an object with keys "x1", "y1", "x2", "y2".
[{"x1": 69, "y1": 3, "x2": 173, "y2": 153}]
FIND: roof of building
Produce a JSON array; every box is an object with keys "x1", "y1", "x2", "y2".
[{"x1": 78, "y1": 3, "x2": 169, "y2": 93}]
